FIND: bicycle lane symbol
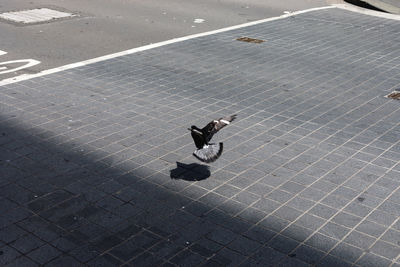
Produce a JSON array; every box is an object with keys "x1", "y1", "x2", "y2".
[{"x1": 0, "y1": 49, "x2": 40, "y2": 76}]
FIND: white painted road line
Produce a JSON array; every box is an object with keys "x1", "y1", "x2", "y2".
[
  {"x1": 0, "y1": 4, "x2": 398, "y2": 86},
  {"x1": 0, "y1": 6, "x2": 335, "y2": 86},
  {"x1": 0, "y1": 59, "x2": 41, "y2": 75}
]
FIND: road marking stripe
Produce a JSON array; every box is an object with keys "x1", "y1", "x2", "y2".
[
  {"x1": 0, "y1": 6, "x2": 335, "y2": 86},
  {"x1": 0, "y1": 59, "x2": 41, "y2": 75},
  {"x1": 1, "y1": 4, "x2": 397, "y2": 86}
]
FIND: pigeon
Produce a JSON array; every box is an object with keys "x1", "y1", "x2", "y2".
[{"x1": 189, "y1": 114, "x2": 237, "y2": 163}]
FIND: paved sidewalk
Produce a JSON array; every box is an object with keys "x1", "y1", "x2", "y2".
[{"x1": 1, "y1": 7, "x2": 400, "y2": 267}]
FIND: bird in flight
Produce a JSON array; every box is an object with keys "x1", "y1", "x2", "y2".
[{"x1": 188, "y1": 114, "x2": 237, "y2": 163}]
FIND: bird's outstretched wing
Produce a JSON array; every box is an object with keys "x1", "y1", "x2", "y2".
[
  {"x1": 193, "y1": 143, "x2": 223, "y2": 163},
  {"x1": 202, "y1": 114, "x2": 237, "y2": 142}
]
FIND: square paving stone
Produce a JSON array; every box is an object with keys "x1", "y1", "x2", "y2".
[
  {"x1": 355, "y1": 220, "x2": 387, "y2": 238},
  {"x1": 317, "y1": 254, "x2": 352, "y2": 267},
  {"x1": 127, "y1": 252, "x2": 163, "y2": 266},
  {"x1": 273, "y1": 205, "x2": 303, "y2": 222},
  {"x1": 170, "y1": 249, "x2": 206, "y2": 266},
  {"x1": 268, "y1": 234, "x2": 299, "y2": 254},
  {"x1": 296, "y1": 213, "x2": 326, "y2": 231},
  {"x1": 331, "y1": 212, "x2": 362, "y2": 228},
  {"x1": 244, "y1": 225, "x2": 276, "y2": 244},
  {"x1": 292, "y1": 244, "x2": 325, "y2": 265},
  {"x1": 329, "y1": 242, "x2": 363, "y2": 263},
  {"x1": 309, "y1": 204, "x2": 337, "y2": 219},
  {"x1": 367, "y1": 210, "x2": 398, "y2": 227},
  {"x1": 212, "y1": 248, "x2": 247, "y2": 266},
  {"x1": 281, "y1": 224, "x2": 314, "y2": 243},
  {"x1": 319, "y1": 222, "x2": 350, "y2": 240},
  {"x1": 0, "y1": 224, "x2": 28, "y2": 243},
  {"x1": 259, "y1": 215, "x2": 290, "y2": 233},
  {"x1": 46, "y1": 255, "x2": 81, "y2": 266},
  {"x1": 343, "y1": 230, "x2": 376, "y2": 250},
  {"x1": 217, "y1": 199, "x2": 247, "y2": 216},
  {"x1": 370, "y1": 240, "x2": 400, "y2": 260},
  {"x1": 286, "y1": 196, "x2": 315, "y2": 212},
  {"x1": 68, "y1": 243, "x2": 100, "y2": 263},
  {"x1": 304, "y1": 233, "x2": 337, "y2": 253},
  {"x1": 0, "y1": 245, "x2": 22, "y2": 265},
  {"x1": 277, "y1": 255, "x2": 310, "y2": 267},
  {"x1": 227, "y1": 236, "x2": 262, "y2": 256},
  {"x1": 206, "y1": 226, "x2": 237, "y2": 246},
  {"x1": 27, "y1": 244, "x2": 62, "y2": 265},
  {"x1": 10, "y1": 234, "x2": 44, "y2": 254},
  {"x1": 86, "y1": 253, "x2": 122, "y2": 266},
  {"x1": 355, "y1": 252, "x2": 392, "y2": 267},
  {"x1": 381, "y1": 229, "x2": 400, "y2": 246},
  {"x1": 237, "y1": 207, "x2": 267, "y2": 224},
  {"x1": 91, "y1": 235, "x2": 123, "y2": 253},
  {"x1": 149, "y1": 240, "x2": 184, "y2": 260},
  {"x1": 190, "y1": 238, "x2": 222, "y2": 258}
]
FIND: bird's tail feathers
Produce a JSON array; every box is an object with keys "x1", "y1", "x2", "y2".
[{"x1": 193, "y1": 143, "x2": 223, "y2": 163}]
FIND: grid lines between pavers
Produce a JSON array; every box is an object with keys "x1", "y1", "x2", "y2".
[{"x1": 1, "y1": 7, "x2": 400, "y2": 266}]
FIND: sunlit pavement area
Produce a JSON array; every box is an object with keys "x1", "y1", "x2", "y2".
[{"x1": 0, "y1": 7, "x2": 400, "y2": 266}]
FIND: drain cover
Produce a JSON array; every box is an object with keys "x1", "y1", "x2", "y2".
[
  {"x1": 386, "y1": 91, "x2": 400, "y2": 100},
  {"x1": 237, "y1": 37, "x2": 265, "y2": 43},
  {"x1": 0, "y1": 8, "x2": 76, "y2": 24}
]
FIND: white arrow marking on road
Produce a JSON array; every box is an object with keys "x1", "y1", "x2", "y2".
[
  {"x1": 5, "y1": 5, "x2": 398, "y2": 86},
  {"x1": 0, "y1": 59, "x2": 41, "y2": 74}
]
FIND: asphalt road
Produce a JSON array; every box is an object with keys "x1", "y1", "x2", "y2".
[{"x1": 0, "y1": 0, "x2": 339, "y2": 81}]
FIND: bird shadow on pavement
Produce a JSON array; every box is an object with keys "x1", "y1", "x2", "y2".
[{"x1": 170, "y1": 162, "x2": 210, "y2": 181}]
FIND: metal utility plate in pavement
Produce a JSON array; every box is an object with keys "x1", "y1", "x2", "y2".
[
  {"x1": 0, "y1": 8, "x2": 76, "y2": 25},
  {"x1": 237, "y1": 37, "x2": 266, "y2": 43}
]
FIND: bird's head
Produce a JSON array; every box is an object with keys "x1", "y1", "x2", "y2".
[{"x1": 188, "y1": 125, "x2": 195, "y2": 131}]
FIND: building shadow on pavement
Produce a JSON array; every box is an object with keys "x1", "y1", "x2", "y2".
[{"x1": 0, "y1": 116, "x2": 366, "y2": 266}]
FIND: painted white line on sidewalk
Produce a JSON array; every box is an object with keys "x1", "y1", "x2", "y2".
[{"x1": 334, "y1": 3, "x2": 400, "y2": 20}]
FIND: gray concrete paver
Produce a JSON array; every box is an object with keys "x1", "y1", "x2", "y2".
[{"x1": 0, "y1": 7, "x2": 400, "y2": 266}]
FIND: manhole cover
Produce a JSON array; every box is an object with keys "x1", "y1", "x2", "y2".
[
  {"x1": 386, "y1": 91, "x2": 400, "y2": 100},
  {"x1": 0, "y1": 8, "x2": 76, "y2": 25},
  {"x1": 236, "y1": 37, "x2": 265, "y2": 43}
]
